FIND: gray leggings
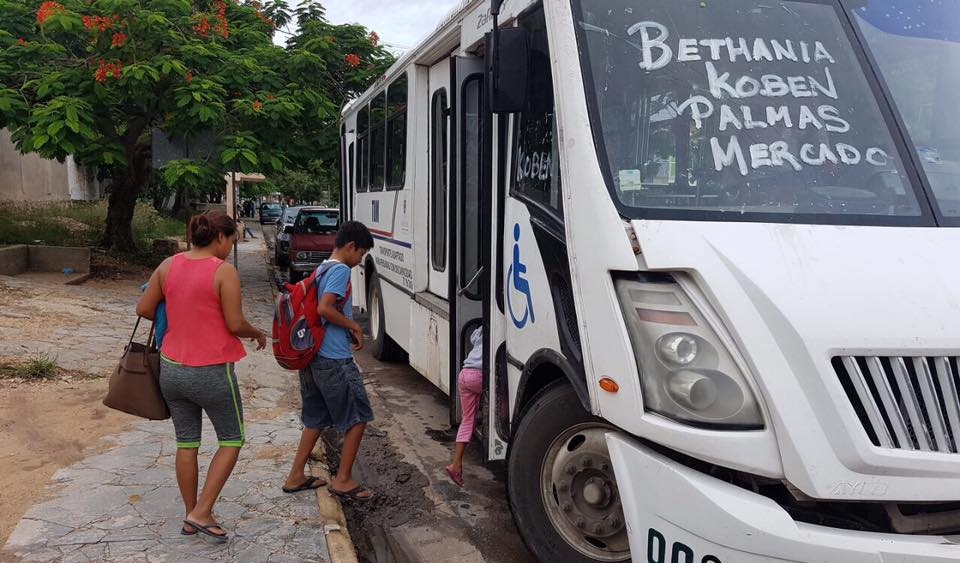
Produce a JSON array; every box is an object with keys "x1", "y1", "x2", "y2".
[{"x1": 159, "y1": 358, "x2": 245, "y2": 449}]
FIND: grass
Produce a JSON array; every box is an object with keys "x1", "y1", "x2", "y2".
[
  {"x1": 0, "y1": 351, "x2": 59, "y2": 380},
  {"x1": 0, "y1": 201, "x2": 186, "y2": 256}
]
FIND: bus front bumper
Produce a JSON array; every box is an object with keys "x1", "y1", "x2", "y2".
[{"x1": 605, "y1": 433, "x2": 960, "y2": 563}]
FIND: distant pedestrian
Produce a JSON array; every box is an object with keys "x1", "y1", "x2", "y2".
[
  {"x1": 137, "y1": 211, "x2": 267, "y2": 541},
  {"x1": 282, "y1": 221, "x2": 376, "y2": 501},
  {"x1": 445, "y1": 326, "x2": 483, "y2": 487}
]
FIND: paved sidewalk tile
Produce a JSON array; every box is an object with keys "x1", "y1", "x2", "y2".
[{"x1": 2, "y1": 239, "x2": 329, "y2": 563}]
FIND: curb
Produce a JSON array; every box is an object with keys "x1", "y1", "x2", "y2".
[
  {"x1": 310, "y1": 452, "x2": 359, "y2": 563},
  {"x1": 257, "y1": 227, "x2": 358, "y2": 563}
]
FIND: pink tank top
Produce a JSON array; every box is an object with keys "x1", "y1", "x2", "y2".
[{"x1": 160, "y1": 254, "x2": 246, "y2": 367}]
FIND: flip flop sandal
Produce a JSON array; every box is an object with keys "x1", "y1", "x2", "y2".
[
  {"x1": 446, "y1": 466, "x2": 464, "y2": 488},
  {"x1": 327, "y1": 485, "x2": 374, "y2": 502},
  {"x1": 282, "y1": 475, "x2": 326, "y2": 494},
  {"x1": 183, "y1": 519, "x2": 228, "y2": 541},
  {"x1": 180, "y1": 525, "x2": 198, "y2": 536}
]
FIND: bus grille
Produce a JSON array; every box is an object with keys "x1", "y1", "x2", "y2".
[{"x1": 834, "y1": 356, "x2": 960, "y2": 453}]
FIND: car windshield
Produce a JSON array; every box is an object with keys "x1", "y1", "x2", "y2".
[
  {"x1": 572, "y1": 0, "x2": 947, "y2": 225},
  {"x1": 848, "y1": 0, "x2": 960, "y2": 219},
  {"x1": 295, "y1": 211, "x2": 340, "y2": 234},
  {"x1": 283, "y1": 207, "x2": 302, "y2": 223}
]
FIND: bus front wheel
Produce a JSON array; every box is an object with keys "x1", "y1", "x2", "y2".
[
  {"x1": 367, "y1": 274, "x2": 402, "y2": 362},
  {"x1": 508, "y1": 382, "x2": 630, "y2": 563}
]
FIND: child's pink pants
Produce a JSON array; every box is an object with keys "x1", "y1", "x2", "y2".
[{"x1": 455, "y1": 368, "x2": 483, "y2": 443}]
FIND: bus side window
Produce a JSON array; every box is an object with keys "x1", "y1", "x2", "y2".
[
  {"x1": 431, "y1": 89, "x2": 449, "y2": 271},
  {"x1": 348, "y1": 141, "x2": 355, "y2": 201},
  {"x1": 387, "y1": 74, "x2": 408, "y2": 190},
  {"x1": 370, "y1": 91, "x2": 387, "y2": 192},
  {"x1": 357, "y1": 104, "x2": 369, "y2": 193},
  {"x1": 461, "y1": 75, "x2": 483, "y2": 296},
  {"x1": 511, "y1": 7, "x2": 562, "y2": 220}
]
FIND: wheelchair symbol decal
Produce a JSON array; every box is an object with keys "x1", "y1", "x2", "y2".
[{"x1": 507, "y1": 224, "x2": 536, "y2": 329}]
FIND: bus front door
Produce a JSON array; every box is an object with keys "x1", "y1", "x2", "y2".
[{"x1": 449, "y1": 55, "x2": 489, "y2": 428}]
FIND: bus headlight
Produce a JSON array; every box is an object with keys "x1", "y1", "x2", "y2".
[
  {"x1": 614, "y1": 276, "x2": 763, "y2": 429},
  {"x1": 296, "y1": 252, "x2": 308, "y2": 260}
]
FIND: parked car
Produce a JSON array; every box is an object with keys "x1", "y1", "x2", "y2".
[
  {"x1": 274, "y1": 206, "x2": 302, "y2": 268},
  {"x1": 259, "y1": 202, "x2": 282, "y2": 224},
  {"x1": 286, "y1": 207, "x2": 340, "y2": 283}
]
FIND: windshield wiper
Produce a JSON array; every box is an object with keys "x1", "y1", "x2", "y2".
[{"x1": 579, "y1": 21, "x2": 643, "y2": 51}]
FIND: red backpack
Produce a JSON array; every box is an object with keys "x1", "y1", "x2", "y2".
[{"x1": 272, "y1": 262, "x2": 351, "y2": 370}]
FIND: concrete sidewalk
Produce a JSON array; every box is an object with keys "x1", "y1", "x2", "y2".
[{"x1": 2, "y1": 238, "x2": 354, "y2": 563}]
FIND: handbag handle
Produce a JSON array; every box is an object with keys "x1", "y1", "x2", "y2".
[
  {"x1": 128, "y1": 317, "x2": 158, "y2": 351},
  {"x1": 128, "y1": 317, "x2": 142, "y2": 347}
]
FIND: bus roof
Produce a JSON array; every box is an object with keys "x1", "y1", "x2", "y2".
[{"x1": 341, "y1": 0, "x2": 484, "y2": 118}]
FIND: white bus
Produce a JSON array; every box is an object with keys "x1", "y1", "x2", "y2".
[{"x1": 340, "y1": 0, "x2": 960, "y2": 561}]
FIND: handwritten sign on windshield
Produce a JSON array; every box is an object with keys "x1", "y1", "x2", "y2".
[{"x1": 629, "y1": 21, "x2": 892, "y2": 176}]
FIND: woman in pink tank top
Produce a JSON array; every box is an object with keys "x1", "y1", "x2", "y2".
[{"x1": 137, "y1": 211, "x2": 266, "y2": 540}]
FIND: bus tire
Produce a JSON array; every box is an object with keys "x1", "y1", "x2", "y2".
[
  {"x1": 508, "y1": 382, "x2": 630, "y2": 563},
  {"x1": 367, "y1": 274, "x2": 402, "y2": 362}
]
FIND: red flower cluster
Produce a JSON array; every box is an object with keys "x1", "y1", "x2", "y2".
[
  {"x1": 17, "y1": 38, "x2": 26, "y2": 45},
  {"x1": 213, "y1": 0, "x2": 229, "y2": 38},
  {"x1": 111, "y1": 32, "x2": 127, "y2": 48},
  {"x1": 252, "y1": 100, "x2": 263, "y2": 111},
  {"x1": 185, "y1": 72, "x2": 194, "y2": 84},
  {"x1": 94, "y1": 59, "x2": 123, "y2": 83},
  {"x1": 194, "y1": 15, "x2": 211, "y2": 37},
  {"x1": 254, "y1": 11, "x2": 274, "y2": 28},
  {"x1": 82, "y1": 14, "x2": 121, "y2": 32},
  {"x1": 369, "y1": 31, "x2": 380, "y2": 46},
  {"x1": 345, "y1": 53, "x2": 361, "y2": 68},
  {"x1": 266, "y1": 94, "x2": 276, "y2": 102},
  {"x1": 36, "y1": 2, "x2": 64, "y2": 25}
]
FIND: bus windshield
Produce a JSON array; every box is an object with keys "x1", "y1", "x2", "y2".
[
  {"x1": 848, "y1": 0, "x2": 960, "y2": 219},
  {"x1": 572, "y1": 0, "x2": 953, "y2": 225}
]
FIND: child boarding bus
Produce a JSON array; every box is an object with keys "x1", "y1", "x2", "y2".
[{"x1": 340, "y1": 0, "x2": 960, "y2": 561}]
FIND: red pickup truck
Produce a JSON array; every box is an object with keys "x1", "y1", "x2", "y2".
[{"x1": 284, "y1": 207, "x2": 340, "y2": 283}]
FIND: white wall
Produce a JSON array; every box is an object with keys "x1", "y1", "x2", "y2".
[{"x1": 0, "y1": 129, "x2": 100, "y2": 202}]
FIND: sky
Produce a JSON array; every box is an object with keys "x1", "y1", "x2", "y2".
[{"x1": 277, "y1": 1, "x2": 463, "y2": 54}]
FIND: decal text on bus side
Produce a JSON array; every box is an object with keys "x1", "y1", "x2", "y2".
[{"x1": 647, "y1": 528, "x2": 722, "y2": 563}]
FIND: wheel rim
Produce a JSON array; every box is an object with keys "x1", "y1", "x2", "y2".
[
  {"x1": 541, "y1": 423, "x2": 630, "y2": 561},
  {"x1": 370, "y1": 284, "x2": 380, "y2": 341}
]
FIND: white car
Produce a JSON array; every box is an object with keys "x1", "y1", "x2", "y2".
[{"x1": 274, "y1": 206, "x2": 302, "y2": 268}]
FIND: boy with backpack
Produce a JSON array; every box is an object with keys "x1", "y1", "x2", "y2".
[{"x1": 280, "y1": 221, "x2": 376, "y2": 501}]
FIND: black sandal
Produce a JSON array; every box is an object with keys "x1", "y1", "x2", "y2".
[
  {"x1": 282, "y1": 475, "x2": 326, "y2": 494},
  {"x1": 327, "y1": 485, "x2": 374, "y2": 502},
  {"x1": 180, "y1": 524, "x2": 198, "y2": 536},
  {"x1": 183, "y1": 519, "x2": 228, "y2": 541}
]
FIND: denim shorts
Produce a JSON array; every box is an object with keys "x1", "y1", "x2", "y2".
[{"x1": 299, "y1": 357, "x2": 374, "y2": 433}]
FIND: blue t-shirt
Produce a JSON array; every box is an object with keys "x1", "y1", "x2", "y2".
[{"x1": 316, "y1": 261, "x2": 353, "y2": 360}]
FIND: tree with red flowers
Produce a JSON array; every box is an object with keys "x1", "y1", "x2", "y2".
[{"x1": 0, "y1": 0, "x2": 392, "y2": 251}]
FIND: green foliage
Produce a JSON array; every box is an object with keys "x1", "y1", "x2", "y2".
[
  {"x1": 0, "y1": 0, "x2": 394, "y2": 250},
  {"x1": 262, "y1": 160, "x2": 337, "y2": 205}
]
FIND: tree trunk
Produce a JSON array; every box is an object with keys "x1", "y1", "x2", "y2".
[
  {"x1": 101, "y1": 138, "x2": 150, "y2": 253},
  {"x1": 101, "y1": 177, "x2": 139, "y2": 253}
]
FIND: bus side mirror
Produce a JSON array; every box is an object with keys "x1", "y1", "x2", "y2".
[{"x1": 489, "y1": 27, "x2": 529, "y2": 114}]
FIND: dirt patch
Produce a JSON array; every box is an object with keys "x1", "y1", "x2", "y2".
[
  {"x1": 321, "y1": 423, "x2": 433, "y2": 563},
  {"x1": 0, "y1": 377, "x2": 132, "y2": 545},
  {"x1": 91, "y1": 252, "x2": 154, "y2": 282}
]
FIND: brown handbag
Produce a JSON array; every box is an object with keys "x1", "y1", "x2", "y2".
[{"x1": 103, "y1": 317, "x2": 170, "y2": 420}]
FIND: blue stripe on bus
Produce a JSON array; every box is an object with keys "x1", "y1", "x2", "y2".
[{"x1": 371, "y1": 233, "x2": 413, "y2": 248}]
